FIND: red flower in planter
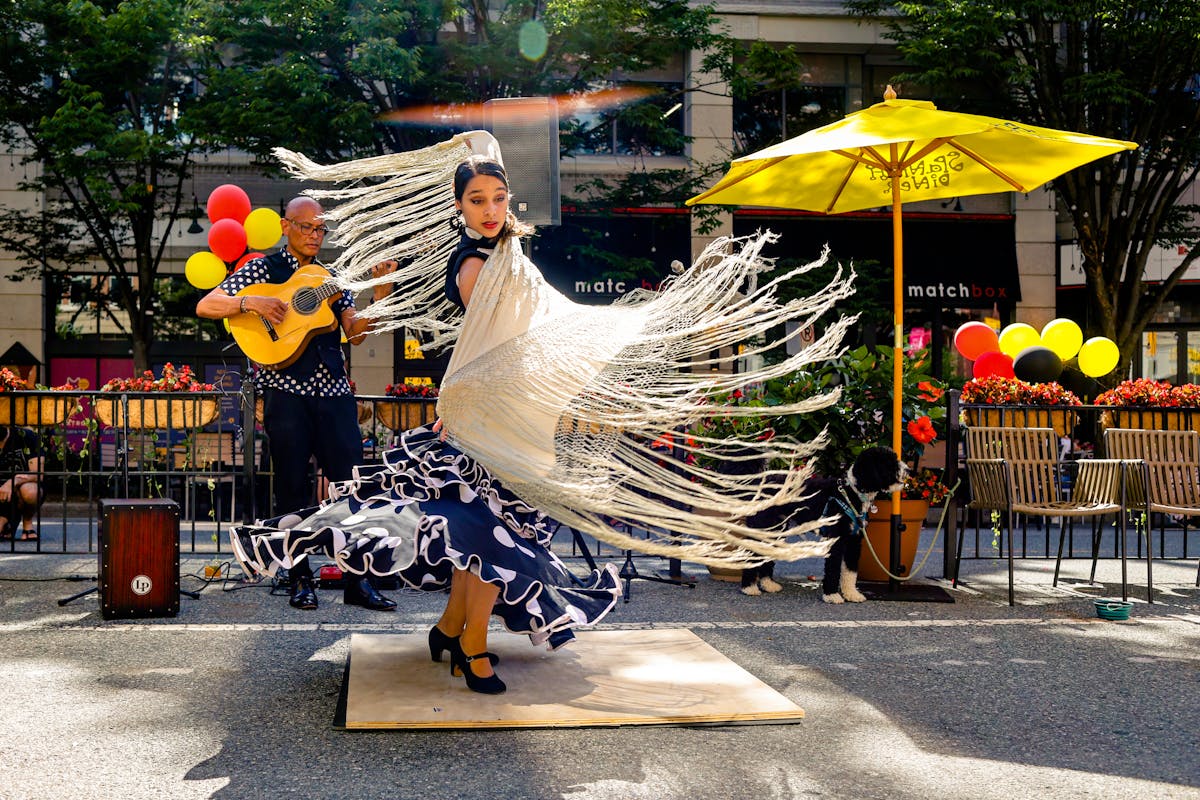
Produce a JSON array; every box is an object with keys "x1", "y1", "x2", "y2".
[
  {"x1": 99, "y1": 363, "x2": 215, "y2": 392},
  {"x1": 902, "y1": 467, "x2": 951, "y2": 505},
  {"x1": 1172, "y1": 383, "x2": 1200, "y2": 406},
  {"x1": 1092, "y1": 379, "x2": 1200, "y2": 413},
  {"x1": 961, "y1": 377, "x2": 1081, "y2": 406},
  {"x1": 0, "y1": 368, "x2": 28, "y2": 391},
  {"x1": 906, "y1": 415, "x2": 937, "y2": 445},
  {"x1": 384, "y1": 382, "x2": 439, "y2": 398}
]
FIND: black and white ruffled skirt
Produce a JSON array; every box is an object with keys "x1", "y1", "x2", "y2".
[{"x1": 230, "y1": 427, "x2": 622, "y2": 649}]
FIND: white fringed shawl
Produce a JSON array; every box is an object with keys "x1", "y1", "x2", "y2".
[{"x1": 274, "y1": 131, "x2": 858, "y2": 568}]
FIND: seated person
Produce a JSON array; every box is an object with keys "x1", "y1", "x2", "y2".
[{"x1": 0, "y1": 426, "x2": 44, "y2": 540}]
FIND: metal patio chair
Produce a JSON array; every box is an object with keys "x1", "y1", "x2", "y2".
[{"x1": 961, "y1": 427, "x2": 1130, "y2": 605}]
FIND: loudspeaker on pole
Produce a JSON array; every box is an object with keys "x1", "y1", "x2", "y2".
[{"x1": 484, "y1": 97, "x2": 561, "y2": 227}]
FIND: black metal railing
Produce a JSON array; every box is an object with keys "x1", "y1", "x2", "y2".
[{"x1": 0, "y1": 389, "x2": 438, "y2": 555}]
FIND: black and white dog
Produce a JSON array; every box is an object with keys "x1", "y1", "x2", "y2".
[
  {"x1": 732, "y1": 446, "x2": 904, "y2": 601},
  {"x1": 814, "y1": 446, "x2": 905, "y2": 603}
]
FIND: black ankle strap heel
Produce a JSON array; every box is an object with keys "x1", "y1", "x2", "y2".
[{"x1": 450, "y1": 650, "x2": 507, "y2": 694}]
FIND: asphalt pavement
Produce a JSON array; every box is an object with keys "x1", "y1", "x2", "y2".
[{"x1": 0, "y1": 524, "x2": 1197, "y2": 800}]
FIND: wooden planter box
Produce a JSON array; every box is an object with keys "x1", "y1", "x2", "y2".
[
  {"x1": 1099, "y1": 407, "x2": 1200, "y2": 433},
  {"x1": 375, "y1": 399, "x2": 438, "y2": 431},
  {"x1": 0, "y1": 394, "x2": 77, "y2": 427},
  {"x1": 964, "y1": 406, "x2": 1076, "y2": 437},
  {"x1": 95, "y1": 397, "x2": 219, "y2": 430}
]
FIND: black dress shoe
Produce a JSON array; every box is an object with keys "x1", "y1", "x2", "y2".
[
  {"x1": 343, "y1": 577, "x2": 397, "y2": 612},
  {"x1": 289, "y1": 576, "x2": 318, "y2": 610}
]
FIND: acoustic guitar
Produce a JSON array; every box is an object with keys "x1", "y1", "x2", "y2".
[{"x1": 228, "y1": 264, "x2": 343, "y2": 368}]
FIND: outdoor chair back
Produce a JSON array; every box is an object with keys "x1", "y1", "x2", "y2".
[
  {"x1": 961, "y1": 426, "x2": 1132, "y2": 605},
  {"x1": 1103, "y1": 427, "x2": 1200, "y2": 588}
]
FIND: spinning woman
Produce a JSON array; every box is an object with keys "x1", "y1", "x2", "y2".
[{"x1": 233, "y1": 132, "x2": 855, "y2": 694}]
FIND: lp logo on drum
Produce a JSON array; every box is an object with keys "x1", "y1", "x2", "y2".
[{"x1": 130, "y1": 574, "x2": 154, "y2": 596}]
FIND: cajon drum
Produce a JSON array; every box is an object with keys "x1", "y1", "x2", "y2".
[{"x1": 98, "y1": 499, "x2": 180, "y2": 620}]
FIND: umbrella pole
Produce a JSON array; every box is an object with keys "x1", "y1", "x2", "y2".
[{"x1": 890, "y1": 170, "x2": 904, "y2": 592}]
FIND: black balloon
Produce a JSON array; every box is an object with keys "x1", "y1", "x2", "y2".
[
  {"x1": 1013, "y1": 345, "x2": 1063, "y2": 383},
  {"x1": 1057, "y1": 367, "x2": 1101, "y2": 402}
]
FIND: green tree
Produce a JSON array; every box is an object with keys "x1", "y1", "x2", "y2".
[
  {"x1": 191, "y1": 0, "x2": 733, "y2": 160},
  {"x1": 847, "y1": 0, "x2": 1200, "y2": 380},
  {"x1": 0, "y1": 0, "x2": 223, "y2": 371},
  {"x1": 0, "y1": 0, "x2": 803, "y2": 370},
  {"x1": 190, "y1": 1, "x2": 807, "y2": 215}
]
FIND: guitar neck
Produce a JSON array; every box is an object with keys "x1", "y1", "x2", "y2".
[{"x1": 313, "y1": 281, "x2": 342, "y2": 302}]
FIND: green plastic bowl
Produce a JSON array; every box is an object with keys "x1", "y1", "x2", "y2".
[{"x1": 1094, "y1": 599, "x2": 1133, "y2": 621}]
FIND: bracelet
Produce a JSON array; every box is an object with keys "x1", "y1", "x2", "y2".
[{"x1": 239, "y1": 296, "x2": 247, "y2": 314}]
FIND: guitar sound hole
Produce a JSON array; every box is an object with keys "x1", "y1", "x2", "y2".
[{"x1": 293, "y1": 288, "x2": 318, "y2": 314}]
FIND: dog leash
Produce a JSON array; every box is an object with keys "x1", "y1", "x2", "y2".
[{"x1": 835, "y1": 480, "x2": 960, "y2": 582}]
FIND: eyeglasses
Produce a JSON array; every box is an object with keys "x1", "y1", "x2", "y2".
[{"x1": 286, "y1": 219, "x2": 330, "y2": 237}]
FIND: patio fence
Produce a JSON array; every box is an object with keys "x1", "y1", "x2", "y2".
[
  {"x1": 4, "y1": 387, "x2": 1198, "y2": 575},
  {"x1": 0, "y1": 389, "x2": 434, "y2": 556},
  {"x1": 947, "y1": 390, "x2": 1200, "y2": 578}
]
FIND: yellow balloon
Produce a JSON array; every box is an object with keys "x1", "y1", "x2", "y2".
[
  {"x1": 244, "y1": 208, "x2": 282, "y2": 250},
  {"x1": 1078, "y1": 337, "x2": 1120, "y2": 377},
  {"x1": 998, "y1": 323, "x2": 1041, "y2": 358},
  {"x1": 185, "y1": 251, "x2": 227, "y2": 290},
  {"x1": 1040, "y1": 318, "x2": 1083, "y2": 360}
]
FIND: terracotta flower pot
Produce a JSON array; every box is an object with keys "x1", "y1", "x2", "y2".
[{"x1": 858, "y1": 499, "x2": 929, "y2": 582}]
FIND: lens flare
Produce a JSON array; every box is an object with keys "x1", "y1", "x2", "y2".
[
  {"x1": 378, "y1": 86, "x2": 659, "y2": 128},
  {"x1": 518, "y1": 20, "x2": 548, "y2": 62}
]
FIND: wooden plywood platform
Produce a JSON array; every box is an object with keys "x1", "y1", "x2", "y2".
[{"x1": 337, "y1": 629, "x2": 805, "y2": 730}]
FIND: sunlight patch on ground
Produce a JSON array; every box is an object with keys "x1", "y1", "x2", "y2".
[{"x1": 0, "y1": 657, "x2": 227, "y2": 799}]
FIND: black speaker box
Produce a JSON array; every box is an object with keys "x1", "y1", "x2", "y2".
[{"x1": 485, "y1": 97, "x2": 561, "y2": 226}]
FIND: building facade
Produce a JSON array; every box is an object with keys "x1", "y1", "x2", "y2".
[{"x1": 0, "y1": 1, "x2": 1104, "y2": 391}]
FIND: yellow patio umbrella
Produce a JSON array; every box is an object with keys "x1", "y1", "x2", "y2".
[{"x1": 687, "y1": 87, "x2": 1137, "y2": 581}]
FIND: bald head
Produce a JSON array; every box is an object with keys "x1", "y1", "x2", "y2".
[
  {"x1": 285, "y1": 196, "x2": 323, "y2": 217},
  {"x1": 281, "y1": 197, "x2": 327, "y2": 264}
]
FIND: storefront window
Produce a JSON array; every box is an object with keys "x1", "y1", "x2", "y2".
[
  {"x1": 731, "y1": 52, "x2": 906, "y2": 156},
  {"x1": 50, "y1": 273, "x2": 221, "y2": 343},
  {"x1": 563, "y1": 82, "x2": 685, "y2": 157},
  {"x1": 1141, "y1": 330, "x2": 1183, "y2": 382},
  {"x1": 1187, "y1": 331, "x2": 1200, "y2": 382}
]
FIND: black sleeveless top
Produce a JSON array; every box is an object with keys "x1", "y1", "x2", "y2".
[{"x1": 445, "y1": 230, "x2": 500, "y2": 310}]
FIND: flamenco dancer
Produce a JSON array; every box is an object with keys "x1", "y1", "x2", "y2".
[{"x1": 232, "y1": 131, "x2": 861, "y2": 694}]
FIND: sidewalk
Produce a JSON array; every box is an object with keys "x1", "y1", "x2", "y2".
[{"x1": 0, "y1": 527, "x2": 1197, "y2": 800}]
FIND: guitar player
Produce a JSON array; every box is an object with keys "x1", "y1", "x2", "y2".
[{"x1": 197, "y1": 196, "x2": 397, "y2": 613}]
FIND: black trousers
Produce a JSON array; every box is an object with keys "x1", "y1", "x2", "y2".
[{"x1": 263, "y1": 389, "x2": 362, "y2": 583}]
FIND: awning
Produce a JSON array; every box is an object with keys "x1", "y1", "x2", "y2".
[{"x1": 733, "y1": 213, "x2": 1020, "y2": 309}]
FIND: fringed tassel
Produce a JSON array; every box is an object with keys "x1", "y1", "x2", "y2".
[
  {"x1": 272, "y1": 133, "x2": 860, "y2": 569},
  {"x1": 271, "y1": 131, "x2": 499, "y2": 349},
  {"x1": 436, "y1": 233, "x2": 856, "y2": 568}
]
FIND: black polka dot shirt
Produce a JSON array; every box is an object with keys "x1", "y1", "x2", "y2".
[{"x1": 219, "y1": 249, "x2": 355, "y2": 397}]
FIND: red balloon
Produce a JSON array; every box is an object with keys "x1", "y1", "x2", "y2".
[
  {"x1": 208, "y1": 218, "x2": 248, "y2": 263},
  {"x1": 234, "y1": 252, "x2": 265, "y2": 271},
  {"x1": 954, "y1": 321, "x2": 1000, "y2": 361},
  {"x1": 207, "y1": 184, "x2": 252, "y2": 224},
  {"x1": 973, "y1": 350, "x2": 1015, "y2": 379}
]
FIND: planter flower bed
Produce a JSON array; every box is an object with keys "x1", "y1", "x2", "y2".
[{"x1": 95, "y1": 363, "x2": 218, "y2": 430}]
